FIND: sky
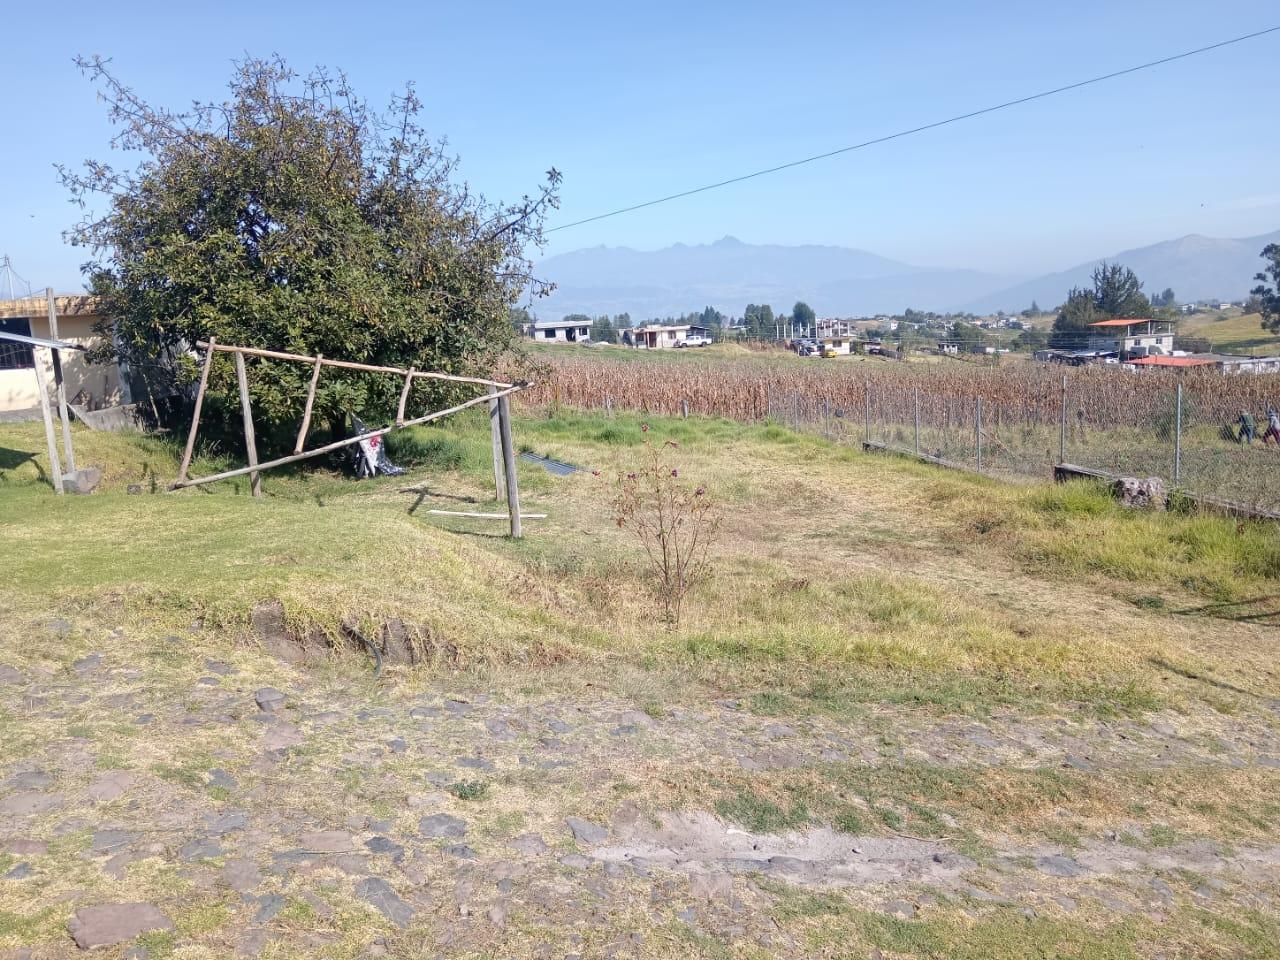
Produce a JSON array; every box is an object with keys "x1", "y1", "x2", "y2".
[{"x1": 1, "y1": 0, "x2": 1278, "y2": 293}]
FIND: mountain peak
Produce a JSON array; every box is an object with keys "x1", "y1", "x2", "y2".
[{"x1": 712, "y1": 235, "x2": 743, "y2": 247}]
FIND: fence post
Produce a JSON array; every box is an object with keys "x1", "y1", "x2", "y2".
[
  {"x1": 46, "y1": 289, "x2": 75, "y2": 474},
  {"x1": 864, "y1": 383, "x2": 871, "y2": 443},
  {"x1": 913, "y1": 387, "x2": 920, "y2": 455},
  {"x1": 1058, "y1": 375, "x2": 1068, "y2": 464},
  {"x1": 234, "y1": 351, "x2": 262, "y2": 499},
  {"x1": 681, "y1": 398, "x2": 689, "y2": 419},
  {"x1": 488, "y1": 384, "x2": 506, "y2": 502},
  {"x1": 975, "y1": 396, "x2": 983, "y2": 473},
  {"x1": 31, "y1": 342, "x2": 64, "y2": 494},
  {"x1": 1173, "y1": 382, "x2": 1182, "y2": 485},
  {"x1": 497, "y1": 395, "x2": 522, "y2": 539}
]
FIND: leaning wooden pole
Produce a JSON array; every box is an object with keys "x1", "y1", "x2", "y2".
[
  {"x1": 234, "y1": 351, "x2": 262, "y2": 498},
  {"x1": 294, "y1": 353, "x2": 323, "y2": 454},
  {"x1": 46, "y1": 289, "x2": 76, "y2": 474},
  {"x1": 396, "y1": 367, "x2": 416, "y2": 426},
  {"x1": 488, "y1": 384, "x2": 505, "y2": 502},
  {"x1": 497, "y1": 394, "x2": 522, "y2": 539},
  {"x1": 176, "y1": 338, "x2": 216, "y2": 484},
  {"x1": 31, "y1": 343, "x2": 64, "y2": 494}
]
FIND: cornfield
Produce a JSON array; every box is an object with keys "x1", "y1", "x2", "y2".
[
  {"x1": 516, "y1": 352, "x2": 1280, "y2": 514},
  {"x1": 519, "y1": 353, "x2": 1280, "y2": 430}
]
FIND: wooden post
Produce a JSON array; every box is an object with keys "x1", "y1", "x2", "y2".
[
  {"x1": 497, "y1": 394, "x2": 522, "y2": 539},
  {"x1": 488, "y1": 384, "x2": 505, "y2": 502},
  {"x1": 234, "y1": 351, "x2": 262, "y2": 498},
  {"x1": 864, "y1": 382, "x2": 871, "y2": 442},
  {"x1": 45, "y1": 289, "x2": 75, "y2": 474},
  {"x1": 396, "y1": 367, "x2": 415, "y2": 425},
  {"x1": 681, "y1": 398, "x2": 689, "y2": 419},
  {"x1": 913, "y1": 387, "x2": 920, "y2": 455},
  {"x1": 1058, "y1": 375, "x2": 1068, "y2": 464},
  {"x1": 975, "y1": 396, "x2": 984, "y2": 473},
  {"x1": 605, "y1": 394, "x2": 613, "y2": 417},
  {"x1": 294, "y1": 353, "x2": 323, "y2": 454},
  {"x1": 32, "y1": 343, "x2": 64, "y2": 494},
  {"x1": 177, "y1": 338, "x2": 216, "y2": 484}
]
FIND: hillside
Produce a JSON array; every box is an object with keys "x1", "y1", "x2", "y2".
[
  {"x1": 533, "y1": 231, "x2": 1280, "y2": 319},
  {"x1": 967, "y1": 230, "x2": 1280, "y2": 313},
  {"x1": 535, "y1": 236, "x2": 1017, "y2": 317}
]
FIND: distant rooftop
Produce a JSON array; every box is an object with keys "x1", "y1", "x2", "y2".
[
  {"x1": 1088, "y1": 317, "x2": 1169, "y2": 328},
  {"x1": 0, "y1": 295, "x2": 99, "y2": 319}
]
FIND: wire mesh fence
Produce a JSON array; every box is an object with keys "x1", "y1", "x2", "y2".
[
  {"x1": 525, "y1": 353, "x2": 1280, "y2": 518},
  {"x1": 762, "y1": 377, "x2": 1280, "y2": 517},
  {"x1": 849, "y1": 378, "x2": 1280, "y2": 519}
]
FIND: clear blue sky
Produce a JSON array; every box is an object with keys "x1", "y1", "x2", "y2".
[{"x1": 2, "y1": 0, "x2": 1277, "y2": 292}]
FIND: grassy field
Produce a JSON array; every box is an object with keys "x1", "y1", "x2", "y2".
[
  {"x1": 2, "y1": 408, "x2": 1279, "y2": 957},
  {"x1": 1180, "y1": 311, "x2": 1280, "y2": 355}
]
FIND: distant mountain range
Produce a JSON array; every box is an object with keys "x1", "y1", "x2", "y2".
[
  {"x1": 532, "y1": 230, "x2": 1279, "y2": 318},
  {"x1": 962, "y1": 230, "x2": 1280, "y2": 313}
]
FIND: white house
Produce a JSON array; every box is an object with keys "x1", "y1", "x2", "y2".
[
  {"x1": 530, "y1": 318, "x2": 591, "y2": 344},
  {"x1": 624, "y1": 324, "x2": 706, "y2": 349},
  {"x1": 818, "y1": 335, "x2": 855, "y2": 355},
  {"x1": 1086, "y1": 318, "x2": 1175, "y2": 358}
]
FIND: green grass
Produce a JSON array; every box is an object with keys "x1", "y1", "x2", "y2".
[
  {"x1": 445, "y1": 779, "x2": 490, "y2": 801},
  {"x1": 714, "y1": 787, "x2": 810, "y2": 833},
  {"x1": 1, "y1": 406, "x2": 1277, "y2": 716}
]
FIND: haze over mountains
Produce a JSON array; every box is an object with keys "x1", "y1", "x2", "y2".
[{"x1": 533, "y1": 231, "x2": 1279, "y2": 319}]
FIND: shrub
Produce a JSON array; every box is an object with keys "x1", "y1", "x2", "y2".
[{"x1": 612, "y1": 427, "x2": 720, "y2": 628}]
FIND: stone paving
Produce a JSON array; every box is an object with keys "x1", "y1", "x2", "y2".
[{"x1": 2, "y1": 629, "x2": 1279, "y2": 958}]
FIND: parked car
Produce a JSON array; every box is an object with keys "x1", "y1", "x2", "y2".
[{"x1": 677, "y1": 335, "x2": 712, "y2": 348}]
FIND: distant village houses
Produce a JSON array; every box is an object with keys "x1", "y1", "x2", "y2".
[{"x1": 1034, "y1": 317, "x2": 1280, "y2": 373}]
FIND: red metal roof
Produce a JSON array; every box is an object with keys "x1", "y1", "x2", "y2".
[
  {"x1": 1127, "y1": 356, "x2": 1215, "y2": 367},
  {"x1": 1088, "y1": 318, "x2": 1161, "y2": 327}
]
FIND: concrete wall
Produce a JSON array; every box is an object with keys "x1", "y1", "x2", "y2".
[{"x1": 0, "y1": 296, "x2": 127, "y2": 414}]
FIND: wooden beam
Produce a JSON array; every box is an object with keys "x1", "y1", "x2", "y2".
[
  {"x1": 31, "y1": 342, "x2": 63, "y2": 494},
  {"x1": 46, "y1": 289, "x2": 75, "y2": 474},
  {"x1": 234, "y1": 351, "x2": 262, "y2": 498},
  {"x1": 488, "y1": 384, "x2": 505, "y2": 502},
  {"x1": 426, "y1": 509, "x2": 545, "y2": 519},
  {"x1": 194, "y1": 341, "x2": 511, "y2": 388},
  {"x1": 294, "y1": 353, "x2": 323, "y2": 454},
  {"x1": 396, "y1": 367, "x2": 415, "y2": 425},
  {"x1": 177, "y1": 337, "x2": 216, "y2": 484},
  {"x1": 171, "y1": 382, "x2": 527, "y2": 491},
  {"x1": 497, "y1": 393, "x2": 522, "y2": 539}
]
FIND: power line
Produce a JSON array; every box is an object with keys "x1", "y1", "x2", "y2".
[{"x1": 547, "y1": 26, "x2": 1280, "y2": 233}]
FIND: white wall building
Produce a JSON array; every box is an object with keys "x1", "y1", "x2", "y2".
[{"x1": 530, "y1": 319, "x2": 591, "y2": 344}]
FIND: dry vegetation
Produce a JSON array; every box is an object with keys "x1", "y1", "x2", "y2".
[{"x1": 521, "y1": 347, "x2": 1280, "y2": 429}]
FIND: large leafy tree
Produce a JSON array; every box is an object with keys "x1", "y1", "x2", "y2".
[
  {"x1": 1251, "y1": 244, "x2": 1280, "y2": 333},
  {"x1": 1050, "y1": 262, "x2": 1151, "y2": 349},
  {"x1": 61, "y1": 56, "x2": 560, "y2": 452}
]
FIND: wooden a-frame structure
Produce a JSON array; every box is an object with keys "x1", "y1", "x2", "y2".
[{"x1": 170, "y1": 340, "x2": 531, "y2": 537}]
